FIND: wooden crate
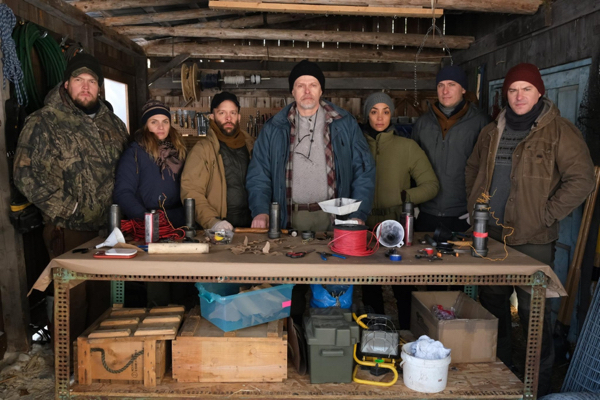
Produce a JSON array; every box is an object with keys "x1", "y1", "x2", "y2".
[
  {"x1": 77, "y1": 306, "x2": 184, "y2": 387},
  {"x1": 172, "y1": 306, "x2": 287, "y2": 383}
]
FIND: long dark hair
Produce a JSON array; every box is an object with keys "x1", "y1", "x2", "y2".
[{"x1": 135, "y1": 125, "x2": 187, "y2": 162}]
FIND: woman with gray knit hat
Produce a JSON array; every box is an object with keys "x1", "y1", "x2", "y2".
[{"x1": 361, "y1": 91, "x2": 439, "y2": 329}]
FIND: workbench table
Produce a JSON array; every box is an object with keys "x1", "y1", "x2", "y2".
[{"x1": 32, "y1": 234, "x2": 566, "y2": 400}]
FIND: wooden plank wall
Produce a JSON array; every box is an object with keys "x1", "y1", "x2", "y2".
[
  {"x1": 153, "y1": 92, "x2": 437, "y2": 120},
  {"x1": 452, "y1": 0, "x2": 599, "y2": 162}
]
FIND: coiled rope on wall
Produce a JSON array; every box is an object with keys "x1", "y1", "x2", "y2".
[
  {"x1": 0, "y1": 4, "x2": 27, "y2": 106},
  {"x1": 13, "y1": 21, "x2": 66, "y2": 113}
]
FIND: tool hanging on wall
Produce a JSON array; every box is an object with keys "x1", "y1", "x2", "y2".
[{"x1": 181, "y1": 63, "x2": 195, "y2": 104}]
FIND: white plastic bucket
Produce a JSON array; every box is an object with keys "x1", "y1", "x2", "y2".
[{"x1": 400, "y1": 343, "x2": 451, "y2": 393}]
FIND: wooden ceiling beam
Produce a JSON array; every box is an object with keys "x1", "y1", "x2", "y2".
[
  {"x1": 182, "y1": 13, "x2": 311, "y2": 29},
  {"x1": 72, "y1": 0, "x2": 197, "y2": 13},
  {"x1": 209, "y1": 0, "x2": 542, "y2": 14},
  {"x1": 149, "y1": 67, "x2": 436, "y2": 79},
  {"x1": 22, "y1": 0, "x2": 145, "y2": 55},
  {"x1": 208, "y1": 1, "x2": 442, "y2": 18},
  {"x1": 117, "y1": 26, "x2": 474, "y2": 49},
  {"x1": 145, "y1": 43, "x2": 444, "y2": 63},
  {"x1": 150, "y1": 76, "x2": 436, "y2": 90},
  {"x1": 98, "y1": 9, "x2": 237, "y2": 26}
]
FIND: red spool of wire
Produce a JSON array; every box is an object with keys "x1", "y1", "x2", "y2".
[{"x1": 329, "y1": 224, "x2": 380, "y2": 257}]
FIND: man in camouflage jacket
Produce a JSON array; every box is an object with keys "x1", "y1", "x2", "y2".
[
  {"x1": 14, "y1": 53, "x2": 128, "y2": 336},
  {"x1": 14, "y1": 53, "x2": 128, "y2": 256}
]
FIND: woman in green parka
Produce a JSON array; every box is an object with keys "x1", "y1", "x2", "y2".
[{"x1": 361, "y1": 92, "x2": 439, "y2": 329}]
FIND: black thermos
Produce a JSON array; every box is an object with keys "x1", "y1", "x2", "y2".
[
  {"x1": 108, "y1": 204, "x2": 121, "y2": 233},
  {"x1": 471, "y1": 202, "x2": 489, "y2": 257},
  {"x1": 184, "y1": 198, "x2": 197, "y2": 239},
  {"x1": 184, "y1": 198, "x2": 196, "y2": 228},
  {"x1": 268, "y1": 202, "x2": 281, "y2": 239}
]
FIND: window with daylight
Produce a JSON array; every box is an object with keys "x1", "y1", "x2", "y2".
[{"x1": 104, "y1": 78, "x2": 129, "y2": 131}]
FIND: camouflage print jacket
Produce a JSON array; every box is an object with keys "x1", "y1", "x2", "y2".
[{"x1": 13, "y1": 85, "x2": 129, "y2": 231}]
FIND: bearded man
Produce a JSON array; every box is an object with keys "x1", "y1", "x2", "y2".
[
  {"x1": 14, "y1": 52, "x2": 129, "y2": 256},
  {"x1": 14, "y1": 52, "x2": 129, "y2": 337},
  {"x1": 181, "y1": 92, "x2": 254, "y2": 230}
]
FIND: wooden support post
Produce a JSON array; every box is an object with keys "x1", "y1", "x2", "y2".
[
  {"x1": 134, "y1": 56, "x2": 149, "y2": 132},
  {"x1": 0, "y1": 68, "x2": 30, "y2": 353},
  {"x1": 144, "y1": 340, "x2": 156, "y2": 387}
]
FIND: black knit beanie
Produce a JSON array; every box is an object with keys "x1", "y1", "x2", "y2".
[
  {"x1": 288, "y1": 60, "x2": 325, "y2": 93},
  {"x1": 140, "y1": 99, "x2": 171, "y2": 127},
  {"x1": 211, "y1": 92, "x2": 240, "y2": 112},
  {"x1": 436, "y1": 65, "x2": 467, "y2": 90},
  {"x1": 63, "y1": 53, "x2": 104, "y2": 87}
]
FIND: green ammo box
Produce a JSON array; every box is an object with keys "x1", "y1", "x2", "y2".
[{"x1": 304, "y1": 308, "x2": 360, "y2": 384}]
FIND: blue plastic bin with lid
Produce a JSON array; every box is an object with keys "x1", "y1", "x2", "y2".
[{"x1": 195, "y1": 282, "x2": 295, "y2": 332}]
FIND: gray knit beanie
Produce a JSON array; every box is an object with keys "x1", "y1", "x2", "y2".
[{"x1": 363, "y1": 92, "x2": 395, "y2": 122}]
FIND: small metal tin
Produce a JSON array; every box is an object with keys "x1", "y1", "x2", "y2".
[
  {"x1": 390, "y1": 254, "x2": 402, "y2": 262},
  {"x1": 301, "y1": 230, "x2": 315, "y2": 240}
]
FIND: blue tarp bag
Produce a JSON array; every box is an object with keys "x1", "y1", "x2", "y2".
[{"x1": 310, "y1": 284, "x2": 353, "y2": 308}]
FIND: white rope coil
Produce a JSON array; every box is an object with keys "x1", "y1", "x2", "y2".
[{"x1": 223, "y1": 75, "x2": 245, "y2": 85}]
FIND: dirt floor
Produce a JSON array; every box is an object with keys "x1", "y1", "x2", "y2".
[
  {"x1": 0, "y1": 286, "x2": 571, "y2": 398},
  {"x1": 0, "y1": 344, "x2": 54, "y2": 400}
]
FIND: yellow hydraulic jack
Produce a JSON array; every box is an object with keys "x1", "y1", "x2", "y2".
[{"x1": 352, "y1": 313, "x2": 402, "y2": 387}]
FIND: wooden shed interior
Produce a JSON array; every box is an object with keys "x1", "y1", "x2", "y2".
[{"x1": 0, "y1": 0, "x2": 599, "y2": 383}]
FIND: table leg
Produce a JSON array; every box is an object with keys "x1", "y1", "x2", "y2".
[
  {"x1": 523, "y1": 271, "x2": 546, "y2": 399},
  {"x1": 111, "y1": 280, "x2": 125, "y2": 305},
  {"x1": 54, "y1": 269, "x2": 71, "y2": 400}
]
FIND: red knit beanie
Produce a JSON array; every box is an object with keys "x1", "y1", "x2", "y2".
[{"x1": 502, "y1": 63, "x2": 545, "y2": 96}]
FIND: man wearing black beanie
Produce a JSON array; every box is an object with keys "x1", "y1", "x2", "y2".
[
  {"x1": 181, "y1": 91, "x2": 254, "y2": 231},
  {"x1": 14, "y1": 52, "x2": 129, "y2": 339},
  {"x1": 246, "y1": 59, "x2": 375, "y2": 322},
  {"x1": 412, "y1": 65, "x2": 489, "y2": 232}
]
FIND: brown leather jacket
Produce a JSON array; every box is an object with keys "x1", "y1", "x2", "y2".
[
  {"x1": 180, "y1": 126, "x2": 254, "y2": 229},
  {"x1": 466, "y1": 98, "x2": 595, "y2": 245}
]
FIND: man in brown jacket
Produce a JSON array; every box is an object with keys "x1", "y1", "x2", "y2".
[
  {"x1": 181, "y1": 92, "x2": 254, "y2": 230},
  {"x1": 465, "y1": 63, "x2": 595, "y2": 395}
]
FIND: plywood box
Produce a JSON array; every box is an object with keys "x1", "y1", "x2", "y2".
[
  {"x1": 410, "y1": 291, "x2": 498, "y2": 363},
  {"x1": 172, "y1": 306, "x2": 287, "y2": 382},
  {"x1": 77, "y1": 306, "x2": 184, "y2": 387}
]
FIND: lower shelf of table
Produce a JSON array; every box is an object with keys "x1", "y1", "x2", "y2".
[{"x1": 70, "y1": 361, "x2": 524, "y2": 399}]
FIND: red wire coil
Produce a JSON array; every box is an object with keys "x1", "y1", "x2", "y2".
[
  {"x1": 120, "y1": 210, "x2": 185, "y2": 242},
  {"x1": 328, "y1": 224, "x2": 381, "y2": 257}
]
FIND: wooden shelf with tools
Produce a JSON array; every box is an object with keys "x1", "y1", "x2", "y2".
[{"x1": 170, "y1": 106, "x2": 281, "y2": 145}]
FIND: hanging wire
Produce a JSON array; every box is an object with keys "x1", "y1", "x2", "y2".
[
  {"x1": 413, "y1": 23, "x2": 453, "y2": 107},
  {"x1": 0, "y1": 4, "x2": 27, "y2": 105}
]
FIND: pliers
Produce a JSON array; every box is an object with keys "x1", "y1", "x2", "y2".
[{"x1": 318, "y1": 252, "x2": 346, "y2": 261}]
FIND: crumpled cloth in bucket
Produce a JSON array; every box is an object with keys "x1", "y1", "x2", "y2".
[{"x1": 408, "y1": 335, "x2": 451, "y2": 360}]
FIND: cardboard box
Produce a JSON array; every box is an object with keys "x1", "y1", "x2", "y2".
[{"x1": 410, "y1": 291, "x2": 498, "y2": 363}]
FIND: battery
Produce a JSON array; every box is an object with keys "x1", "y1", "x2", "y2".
[{"x1": 145, "y1": 210, "x2": 159, "y2": 243}]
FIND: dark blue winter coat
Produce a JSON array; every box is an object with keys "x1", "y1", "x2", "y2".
[
  {"x1": 113, "y1": 141, "x2": 185, "y2": 227},
  {"x1": 246, "y1": 100, "x2": 376, "y2": 228}
]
